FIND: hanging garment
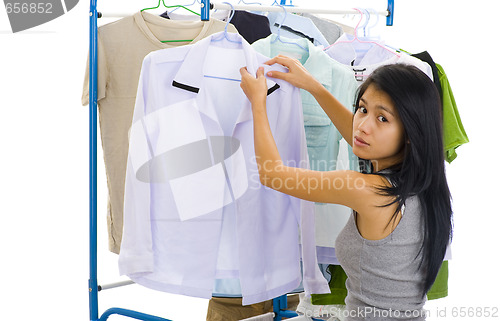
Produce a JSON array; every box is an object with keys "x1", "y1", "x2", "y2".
[
  {"x1": 207, "y1": 295, "x2": 300, "y2": 321},
  {"x1": 426, "y1": 260, "x2": 449, "y2": 300},
  {"x1": 228, "y1": 11, "x2": 272, "y2": 44},
  {"x1": 410, "y1": 52, "x2": 468, "y2": 162},
  {"x1": 411, "y1": 51, "x2": 443, "y2": 103},
  {"x1": 436, "y1": 63, "x2": 469, "y2": 163},
  {"x1": 162, "y1": 10, "x2": 272, "y2": 44},
  {"x1": 325, "y1": 34, "x2": 434, "y2": 83},
  {"x1": 296, "y1": 292, "x2": 345, "y2": 320},
  {"x1": 297, "y1": 13, "x2": 343, "y2": 45},
  {"x1": 267, "y1": 12, "x2": 330, "y2": 48},
  {"x1": 310, "y1": 264, "x2": 347, "y2": 306},
  {"x1": 81, "y1": 11, "x2": 238, "y2": 254},
  {"x1": 252, "y1": 34, "x2": 358, "y2": 255},
  {"x1": 118, "y1": 32, "x2": 329, "y2": 305}
]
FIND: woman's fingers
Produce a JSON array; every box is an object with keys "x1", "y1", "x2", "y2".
[
  {"x1": 264, "y1": 54, "x2": 295, "y2": 67},
  {"x1": 240, "y1": 67, "x2": 268, "y2": 105},
  {"x1": 266, "y1": 70, "x2": 288, "y2": 81},
  {"x1": 239, "y1": 66, "x2": 250, "y2": 78},
  {"x1": 256, "y1": 66, "x2": 265, "y2": 78}
]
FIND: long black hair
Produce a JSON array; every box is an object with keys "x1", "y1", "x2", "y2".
[{"x1": 355, "y1": 64, "x2": 453, "y2": 295}]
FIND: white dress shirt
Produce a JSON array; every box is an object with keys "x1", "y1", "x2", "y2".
[{"x1": 118, "y1": 31, "x2": 329, "y2": 304}]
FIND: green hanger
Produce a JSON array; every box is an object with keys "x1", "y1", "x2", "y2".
[
  {"x1": 141, "y1": 0, "x2": 200, "y2": 16},
  {"x1": 141, "y1": 0, "x2": 201, "y2": 43}
]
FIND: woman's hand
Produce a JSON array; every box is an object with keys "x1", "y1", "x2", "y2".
[
  {"x1": 240, "y1": 66, "x2": 268, "y2": 108},
  {"x1": 264, "y1": 55, "x2": 322, "y2": 94}
]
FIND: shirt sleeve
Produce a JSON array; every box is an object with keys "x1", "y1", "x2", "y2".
[
  {"x1": 81, "y1": 31, "x2": 108, "y2": 106},
  {"x1": 436, "y1": 63, "x2": 469, "y2": 163},
  {"x1": 118, "y1": 55, "x2": 154, "y2": 276}
]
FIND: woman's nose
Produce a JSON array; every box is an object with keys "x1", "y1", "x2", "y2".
[{"x1": 356, "y1": 116, "x2": 371, "y2": 134}]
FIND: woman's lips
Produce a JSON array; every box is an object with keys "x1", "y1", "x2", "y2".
[{"x1": 354, "y1": 136, "x2": 369, "y2": 147}]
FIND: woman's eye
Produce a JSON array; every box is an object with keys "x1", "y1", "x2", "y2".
[
  {"x1": 377, "y1": 115, "x2": 388, "y2": 122},
  {"x1": 358, "y1": 107, "x2": 367, "y2": 113}
]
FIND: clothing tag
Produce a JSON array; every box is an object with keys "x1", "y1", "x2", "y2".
[{"x1": 352, "y1": 67, "x2": 367, "y2": 82}]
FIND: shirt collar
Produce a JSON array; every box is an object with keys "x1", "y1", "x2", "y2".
[
  {"x1": 172, "y1": 31, "x2": 284, "y2": 131},
  {"x1": 253, "y1": 34, "x2": 333, "y2": 89},
  {"x1": 266, "y1": 12, "x2": 329, "y2": 48},
  {"x1": 134, "y1": 11, "x2": 214, "y2": 49},
  {"x1": 326, "y1": 33, "x2": 396, "y2": 67},
  {"x1": 172, "y1": 31, "x2": 281, "y2": 95}
]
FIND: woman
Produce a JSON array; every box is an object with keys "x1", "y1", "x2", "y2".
[{"x1": 239, "y1": 57, "x2": 453, "y2": 320}]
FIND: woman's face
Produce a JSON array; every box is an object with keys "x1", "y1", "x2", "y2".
[{"x1": 352, "y1": 84, "x2": 406, "y2": 171}]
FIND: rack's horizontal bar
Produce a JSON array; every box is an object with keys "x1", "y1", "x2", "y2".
[
  {"x1": 97, "y1": 4, "x2": 388, "y2": 18},
  {"x1": 96, "y1": 11, "x2": 134, "y2": 18},
  {"x1": 211, "y1": 3, "x2": 389, "y2": 17},
  {"x1": 98, "y1": 280, "x2": 135, "y2": 291}
]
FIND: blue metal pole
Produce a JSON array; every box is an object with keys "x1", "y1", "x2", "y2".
[
  {"x1": 100, "y1": 308, "x2": 173, "y2": 321},
  {"x1": 272, "y1": 298, "x2": 281, "y2": 321},
  {"x1": 279, "y1": 294, "x2": 287, "y2": 310},
  {"x1": 201, "y1": 0, "x2": 209, "y2": 21},
  {"x1": 273, "y1": 295, "x2": 299, "y2": 320},
  {"x1": 386, "y1": 0, "x2": 394, "y2": 26},
  {"x1": 89, "y1": 0, "x2": 99, "y2": 320},
  {"x1": 278, "y1": 309, "x2": 299, "y2": 318}
]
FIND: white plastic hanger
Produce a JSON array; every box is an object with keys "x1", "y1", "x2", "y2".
[
  {"x1": 271, "y1": 5, "x2": 309, "y2": 53},
  {"x1": 207, "y1": 2, "x2": 244, "y2": 83},
  {"x1": 167, "y1": 0, "x2": 201, "y2": 15},
  {"x1": 238, "y1": 0, "x2": 263, "y2": 6},
  {"x1": 363, "y1": 8, "x2": 381, "y2": 39},
  {"x1": 323, "y1": 8, "x2": 399, "y2": 58},
  {"x1": 211, "y1": 2, "x2": 243, "y2": 45}
]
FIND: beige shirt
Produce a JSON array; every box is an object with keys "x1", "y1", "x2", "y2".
[{"x1": 82, "y1": 11, "x2": 238, "y2": 254}]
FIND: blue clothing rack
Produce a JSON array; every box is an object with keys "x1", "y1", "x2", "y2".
[{"x1": 87, "y1": 1, "x2": 394, "y2": 320}]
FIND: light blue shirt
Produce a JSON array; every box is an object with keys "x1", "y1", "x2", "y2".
[
  {"x1": 252, "y1": 34, "x2": 359, "y2": 174},
  {"x1": 252, "y1": 35, "x2": 359, "y2": 264}
]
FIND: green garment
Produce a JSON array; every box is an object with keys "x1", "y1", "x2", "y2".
[
  {"x1": 311, "y1": 264, "x2": 348, "y2": 305},
  {"x1": 437, "y1": 64, "x2": 469, "y2": 163},
  {"x1": 427, "y1": 260, "x2": 449, "y2": 300},
  {"x1": 311, "y1": 261, "x2": 449, "y2": 305}
]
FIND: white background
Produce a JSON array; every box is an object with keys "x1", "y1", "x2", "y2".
[{"x1": 0, "y1": 0, "x2": 498, "y2": 320}]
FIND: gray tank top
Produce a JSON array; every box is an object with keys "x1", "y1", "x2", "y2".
[{"x1": 335, "y1": 195, "x2": 428, "y2": 320}]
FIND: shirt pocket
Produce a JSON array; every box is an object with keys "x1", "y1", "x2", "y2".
[{"x1": 303, "y1": 114, "x2": 331, "y2": 147}]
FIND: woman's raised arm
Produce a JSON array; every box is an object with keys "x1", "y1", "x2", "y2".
[{"x1": 239, "y1": 66, "x2": 379, "y2": 214}]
